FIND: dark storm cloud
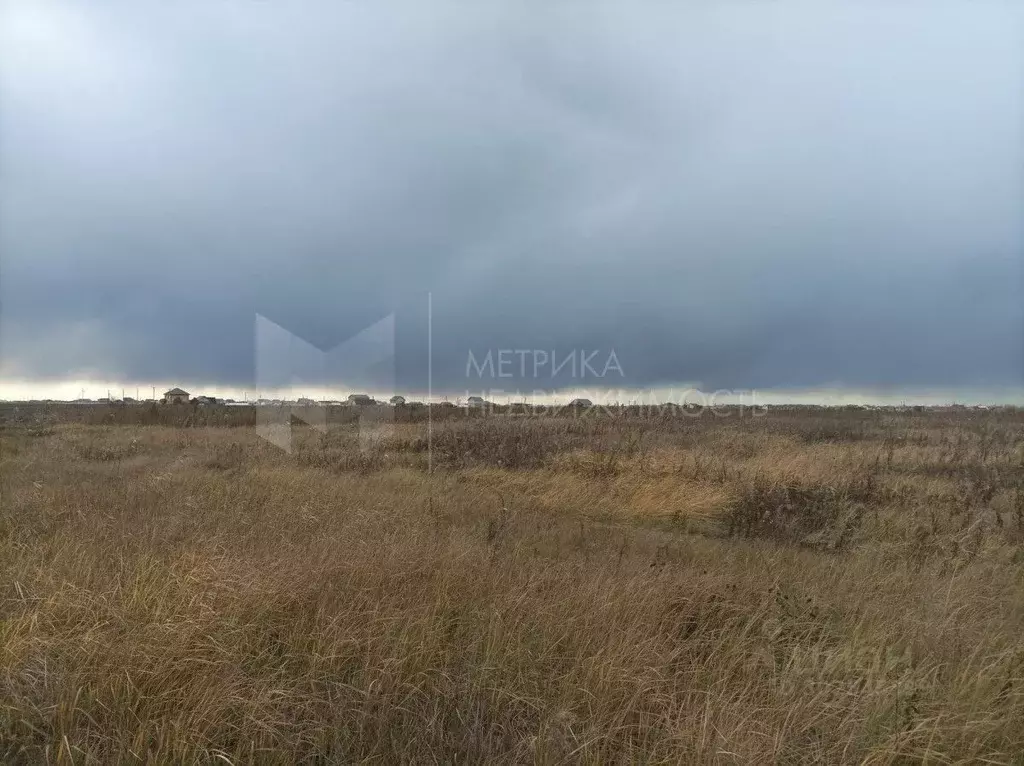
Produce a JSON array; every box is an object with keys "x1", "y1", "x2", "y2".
[{"x1": 1, "y1": 2, "x2": 1022, "y2": 394}]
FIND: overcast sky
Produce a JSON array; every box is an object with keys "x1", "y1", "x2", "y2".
[{"x1": 1, "y1": 1, "x2": 1022, "y2": 400}]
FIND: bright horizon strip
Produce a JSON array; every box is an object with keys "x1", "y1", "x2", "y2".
[{"x1": 1, "y1": 379, "x2": 1023, "y2": 407}]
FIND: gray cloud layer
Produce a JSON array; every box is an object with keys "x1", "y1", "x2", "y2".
[{"x1": 1, "y1": 2, "x2": 1022, "y2": 394}]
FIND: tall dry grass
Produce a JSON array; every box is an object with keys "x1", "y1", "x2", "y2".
[{"x1": 1, "y1": 407, "x2": 1023, "y2": 763}]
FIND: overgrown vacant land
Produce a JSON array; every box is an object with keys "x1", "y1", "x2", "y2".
[{"x1": 2, "y1": 405, "x2": 1024, "y2": 763}]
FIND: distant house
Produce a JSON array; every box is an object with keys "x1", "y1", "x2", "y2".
[
  {"x1": 466, "y1": 396, "x2": 488, "y2": 409},
  {"x1": 347, "y1": 394, "x2": 374, "y2": 406},
  {"x1": 389, "y1": 395, "x2": 406, "y2": 406},
  {"x1": 193, "y1": 395, "x2": 219, "y2": 406},
  {"x1": 296, "y1": 397, "x2": 317, "y2": 406},
  {"x1": 568, "y1": 398, "x2": 593, "y2": 408},
  {"x1": 164, "y1": 388, "x2": 190, "y2": 405}
]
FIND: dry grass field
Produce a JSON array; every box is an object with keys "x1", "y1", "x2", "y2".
[{"x1": 2, "y1": 405, "x2": 1024, "y2": 763}]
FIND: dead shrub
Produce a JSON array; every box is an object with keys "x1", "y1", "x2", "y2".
[{"x1": 722, "y1": 476, "x2": 866, "y2": 545}]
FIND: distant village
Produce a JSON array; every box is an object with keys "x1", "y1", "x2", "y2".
[
  {"x1": 69, "y1": 388, "x2": 419, "y2": 408},
  {"x1": 64, "y1": 388, "x2": 518, "y2": 410},
  {"x1": 39, "y1": 387, "x2": 1010, "y2": 412}
]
